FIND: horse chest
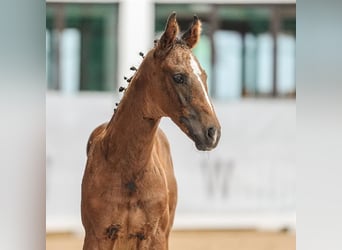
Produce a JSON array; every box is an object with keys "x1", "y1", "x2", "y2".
[
  {"x1": 115, "y1": 175, "x2": 169, "y2": 218},
  {"x1": 91, "y1": 167, "x2": 169, "y2": 235}
]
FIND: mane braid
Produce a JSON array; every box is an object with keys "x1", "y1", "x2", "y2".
[{"x1": 114, "y1": 53, "x2": 144, "y2": 115}]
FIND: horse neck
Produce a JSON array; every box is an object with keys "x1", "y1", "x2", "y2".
[{"x1": 103, "y1": 66, "x2": 160, "y2": 169}]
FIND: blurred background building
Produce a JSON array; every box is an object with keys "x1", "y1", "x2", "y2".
[{"x1": 46, "y1": 0, "x2": 295, "y2": 236}]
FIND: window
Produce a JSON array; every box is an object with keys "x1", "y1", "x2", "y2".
[
  {"x1": 46, "y1": 3, "x2": 119, "y2": 92},
  {"x1": 155, "y1": 4, "x2": 296, "y2": 99}
]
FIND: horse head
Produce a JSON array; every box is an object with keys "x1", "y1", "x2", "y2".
[{"x1": 140, "y1": 12, "x2": 221, "y2": 151}]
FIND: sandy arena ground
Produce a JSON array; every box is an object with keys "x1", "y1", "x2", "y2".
[{"x1": 47, "y1": 230, "x2": 295, "y2": 250}]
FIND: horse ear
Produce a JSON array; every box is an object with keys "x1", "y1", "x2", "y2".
[
  {"x1": 181, "y1": 15, "x2": 202, "y2": 49},
  {"x1": 157, "y1": 12, "x2": 179, "y2": 51}
]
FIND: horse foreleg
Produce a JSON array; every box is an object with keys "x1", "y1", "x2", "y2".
[
  {"x1": 83, "y1": 232, "x2": 117, "y2": 250},
  {"x1": 83, "y1": 232, "x2": 100, "y2": 250}
]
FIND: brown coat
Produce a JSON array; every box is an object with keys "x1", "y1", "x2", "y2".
[{"x1": 81, "y1": 12, "x2": 220, "y2": 250}]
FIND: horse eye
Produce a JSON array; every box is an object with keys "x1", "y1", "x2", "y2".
[{"x1": 173, "y1": 74, "x2": 185, "y2": 84}]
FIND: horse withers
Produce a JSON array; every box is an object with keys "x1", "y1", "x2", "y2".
[{"x1": 81, "y1": 12, "x2": 221, "y2": 250}]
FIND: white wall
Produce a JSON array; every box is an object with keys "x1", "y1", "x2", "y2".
[{"x1": 46, "y1": 92, "x2": 295, "y2": 233}]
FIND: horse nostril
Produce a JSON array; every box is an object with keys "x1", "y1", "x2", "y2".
[{"x1": 207, "y1": 127, "x2": 216, "y2": 140}]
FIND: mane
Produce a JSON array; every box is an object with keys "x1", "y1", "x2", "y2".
[{"x1": 113, "y1": 50, "x2": 144, "y2": 113}]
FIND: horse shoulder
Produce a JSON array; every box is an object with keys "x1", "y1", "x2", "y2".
[
  {"x1": 156, "y1": 128, "x2": 171, "y2": 152},
  {"x1": 153, "y1": 129, "x2": 172, "y2": 168},
  {"x1": 154, "y1": 128, "x2": 177, "y2": 223},
  {"x1": 83, "y1": 122, "x2": 110, "y2": 205},
  {"x1": 86, "y1": 122, "x2": 108, "y2": 155}
]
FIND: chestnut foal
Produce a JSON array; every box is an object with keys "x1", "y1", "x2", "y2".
[{"x1": 81, "y1": 13, "x2": 221, "y2": 250}]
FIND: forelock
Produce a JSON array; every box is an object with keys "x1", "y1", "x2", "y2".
[{"x1": 154, "y1": 38, "x2": 190, "y2": 49}]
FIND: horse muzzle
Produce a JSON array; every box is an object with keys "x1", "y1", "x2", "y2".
[
  {"x1": 194, "y1": 126, "x2": 221, "y2": 151},
  {"x1": 179, "y1": 116, "x2": 221, "y2": 151}
]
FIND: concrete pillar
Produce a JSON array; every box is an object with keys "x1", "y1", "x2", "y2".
[{"x1": 117, "y1": 0, "x2": 154, "y2": 89}]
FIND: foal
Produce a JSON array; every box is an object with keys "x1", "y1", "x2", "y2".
[{"x1": 81, "y1": 12, "x2": 220, "y2": 250}]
